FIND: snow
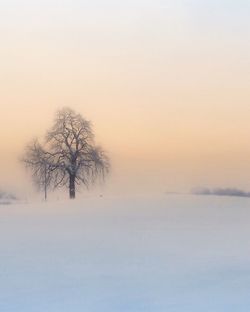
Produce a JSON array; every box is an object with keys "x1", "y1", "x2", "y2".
[{"x1": 0, "y1": 195, "x2": 250, "y2": 311}]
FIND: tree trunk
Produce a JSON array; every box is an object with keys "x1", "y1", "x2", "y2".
[
  {"x1": 69, "y1": 174, "x2": 76, "y2": 199},
  {"x1": 44, "y1": 163, "x2": 47, "y2": 201}
]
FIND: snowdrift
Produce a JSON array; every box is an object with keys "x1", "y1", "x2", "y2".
[{"x1": 0, "y1": 195, "x2": 250, "y2": 311}]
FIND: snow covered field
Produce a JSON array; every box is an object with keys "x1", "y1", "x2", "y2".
[{"x1": 0, "y1": 195, "x2": 250, "y2": 312}]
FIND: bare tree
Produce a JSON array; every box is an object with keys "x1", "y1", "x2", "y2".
[
  {"x1": 22, "y1": 108, "x2": 110, "y2": 199},
  {"x1": 22, "y1": 139, "x2": 52, "y2": 200}
]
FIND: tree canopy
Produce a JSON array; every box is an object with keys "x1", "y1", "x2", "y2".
[{"x1": 23, "y1": 107, "x2": 110, "y2": 199}]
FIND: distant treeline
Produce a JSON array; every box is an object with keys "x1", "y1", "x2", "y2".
[
  {"x1": 0, "y1": 191, "x2": 17, "y2": 204},
  {"x1": 192, "y1": 187, "x2": 250, "y2": 198}
]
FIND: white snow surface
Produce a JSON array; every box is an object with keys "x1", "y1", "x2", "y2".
[{"x1": 0, "y1": 195, "x2": 250, "y2": 312}]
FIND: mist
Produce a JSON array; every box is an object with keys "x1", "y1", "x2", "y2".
[{"x1": 1, "y1": 0, "x2": 250, "y2": 198}]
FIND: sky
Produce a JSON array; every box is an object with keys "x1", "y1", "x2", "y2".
[{"x1": 0, "y1": 0, "x2": 250, "y2": 197}]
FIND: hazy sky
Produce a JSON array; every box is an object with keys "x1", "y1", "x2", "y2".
[{"x1": 0, "y1": 0, "x2": 250, "y2": 197}]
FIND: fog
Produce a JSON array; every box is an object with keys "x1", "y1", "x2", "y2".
[{"x1": 1, "y1": 0, "x2": 250, "y2": 198}]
